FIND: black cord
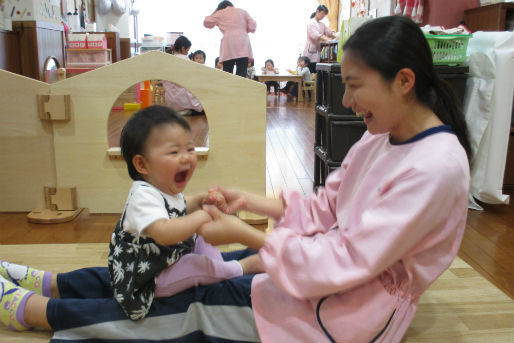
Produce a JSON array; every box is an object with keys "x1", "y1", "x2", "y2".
[
  {"x1": 317, "y1": 295, "x2": 396, "y2": 343},
  {"x1": 316, "y1": 296, "x2": 336, "y2": 343},
  {"x1": 369, "y1": 310, "x2": 396, "y2": 343}
]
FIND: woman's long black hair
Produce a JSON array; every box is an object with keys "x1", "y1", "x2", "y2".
[
  {"x1": 171, "y1": 35, "x2": 191, "y2": 54},
  {"x1": 343, "y1": 16, "x2": 471, "y2": 160},
  {"x1": 311, "y1": 5, "x2": 328, "y2": 19}
]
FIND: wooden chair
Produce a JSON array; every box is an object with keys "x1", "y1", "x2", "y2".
[{"x1": 302, "y1": 73, "x2": 316, "y2": 101}]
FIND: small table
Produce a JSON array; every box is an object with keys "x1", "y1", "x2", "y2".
[{"x1": 256, "y1": 74, "x2": 304, "y2": 102}]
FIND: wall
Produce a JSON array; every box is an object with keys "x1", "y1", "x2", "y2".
[
  {"x1": 422, "y1": 0, "x2": 479, "y2": 27},
  {"x1": 94, "y1": 5, "x2": 130, "y2": 38}
]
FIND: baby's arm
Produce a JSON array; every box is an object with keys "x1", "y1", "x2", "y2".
[
  {"x1": 186, "y1": 192, "x2": 228, "y2": 213},
  {"x1": 145, "y1": 210, "x2": 211, "y2": 246},
  {"x1": 185, "y1": 193, "x2": 208, "y2": 213},
  {"x1": 209, "y1": 186, "x2": 284, "y2": 221}
]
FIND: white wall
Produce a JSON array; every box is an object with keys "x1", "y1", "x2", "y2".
[{"x1": 94, "y1": 0, "x2": 131, "y2": 38}]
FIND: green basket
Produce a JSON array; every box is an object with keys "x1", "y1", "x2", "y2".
[{"x1": 425, "y1": 34, "x2": 472, "y2": 66}]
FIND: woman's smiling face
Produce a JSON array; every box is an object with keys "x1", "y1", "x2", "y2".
[{"x1": 341, "y1": 51, "x2": 404, "y2": 137}]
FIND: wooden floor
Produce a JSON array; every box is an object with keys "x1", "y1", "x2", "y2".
[
  {"x1": 1, "y1": 94, "x2": 513, "y2": 292},
  {"x1": 1, "y1": 244, "x2": 513, "y2": 343}
]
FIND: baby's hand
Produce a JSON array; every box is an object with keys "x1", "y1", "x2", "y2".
[
  {"x1": 208, "y1": 186, "x2": 246, "y2": 214},
  {"x1": 202, "y1": 191, "x2": 229, "y2": 213}
]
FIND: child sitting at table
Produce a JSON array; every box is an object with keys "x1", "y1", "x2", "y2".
[
  {"x1": 283, "y1": 56, "x2": 312, "y2": 97},
  {"x1": 261, "y1": 59, "x2": 280, "y2": 94}
]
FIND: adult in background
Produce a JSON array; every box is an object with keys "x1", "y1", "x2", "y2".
[
  {"x1": 204, "y1": 1, "x2": 256, "y2": 77},
  {"x1": 303, "y1": 5, "x2": 337, "y2": 73}
]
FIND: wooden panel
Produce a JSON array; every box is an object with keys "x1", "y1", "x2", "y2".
[
  {"x1": 48, "y1": 51, "x2": 266, "y2": 213},
  {"x1": 0, "y1": 29, "x2": 21, "y2": 74},
  {"x1": 0, "y1": 70, "x2": 55, "y2": 211}
]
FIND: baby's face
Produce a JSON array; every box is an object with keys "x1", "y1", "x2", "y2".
[
  {"x1": 265, "y1": 62, "x2": 273, "y2": 70},
  {"x1": 194, "y1": 54, "x2": 205, "y2": 64},
  {"x1": 139, "y1": 123, "x2": 197, "y2": 195}
]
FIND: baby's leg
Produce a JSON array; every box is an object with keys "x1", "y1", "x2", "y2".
[{"x1": 155, "y1": 254, "x2": 243, "y2": 297}]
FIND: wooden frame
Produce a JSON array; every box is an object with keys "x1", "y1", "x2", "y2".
[{"x1": 0, "y1": 51, "x2": 267, "y2": 213}]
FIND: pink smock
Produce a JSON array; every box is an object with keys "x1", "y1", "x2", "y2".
[
  {"x1": 251, "y1": 130, "x2": 470, "y2": 343},
  {"x1": 203, "y1": 6, "x2": 256, "y2": 63},
  {"x1": 303, "y1": 18, "x2": 333, "y2": 63},
  {"x1": 162, "y1": 54, "x2": 203, "y2": 113}
]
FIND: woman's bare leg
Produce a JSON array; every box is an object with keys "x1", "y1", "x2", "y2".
[{"x1": 239, "y1": 254, "x2": 264, "y2": 275}]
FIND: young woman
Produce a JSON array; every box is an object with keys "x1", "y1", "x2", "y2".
[
  {"x1": 303, "y1": 5, "x2": 337, "y2": 73},
  {"x1": 204, "y1": 1, "x2": 257, "y2": 77},
  {"x1": 0, "y1": 16, "x2": 470, "y2": 343}
]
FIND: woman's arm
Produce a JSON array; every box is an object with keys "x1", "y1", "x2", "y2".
[
  {"x1": 203, "y1": 12, "x2": 218, "y2": 29},
  {"x1": 145, "y1": 210, "x2": 211, "y2": 246},
  {"x1": 208, "y1": 186, "x2": 284, "y2": 221},
  {"x1": 185, "y1": 193, "x2": 208, "y2": 213},
  {"x1": 199, "y1": 205, "x2": 266, "y2": 250},
  {"x1": 307, "y1": 21, "x2": 324, "y2": 42},
  {"x1": 260, "y1": 160, "x2": 469, "y2": 300},
  {"x1": 245, "y1": 10, "x2": 257, "y2": 33}
]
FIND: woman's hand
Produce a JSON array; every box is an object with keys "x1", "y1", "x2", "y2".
[
  {"x1": 198, "y1": 205, "x2": 246, "y2": 246},
  {"x1": 199, "y1": 205, "x2": 266, "y2": 250},
  {"x1": 208, "y1": 186, "x2": 246, "y2": 214}
]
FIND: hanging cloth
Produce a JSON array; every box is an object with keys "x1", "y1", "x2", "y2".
[{"x1": 395, "y1": 0, "x2": 424, "y2": 24}]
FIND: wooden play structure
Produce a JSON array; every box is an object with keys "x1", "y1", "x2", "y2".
[{"x1": 0, "y1": 51, "x2": 266, "y2": 215}]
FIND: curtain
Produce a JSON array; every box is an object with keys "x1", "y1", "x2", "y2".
[{"x1": 318, "y1": 0, "x2": 340, "y2": 32}]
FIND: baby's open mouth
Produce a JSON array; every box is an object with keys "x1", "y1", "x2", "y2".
[{"x1": 174, "y1": 170, "x2": 188, "y2": 183}]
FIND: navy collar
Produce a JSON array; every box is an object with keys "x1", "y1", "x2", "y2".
[{"x1": 390, "y1": 125, "x2": 454, "y2": 145}]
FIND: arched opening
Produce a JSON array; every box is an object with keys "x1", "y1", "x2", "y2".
[{"x1": 107, "y1": 79, "x2": 209, "y2": 155}]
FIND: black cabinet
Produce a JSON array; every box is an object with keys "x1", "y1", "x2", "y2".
[
  {"x1": 313, "y1": 63, "x2": 469, "y2": 188},
  {"x1": 314, "y1": 63, "x2": 366, "y2": 188}
]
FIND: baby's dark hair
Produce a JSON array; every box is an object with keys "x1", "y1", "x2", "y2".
[
  {"x1": 298, "y1": 56, "x2": 310, "y2": 65},
  {"x1": 215, "y1": 56, "x2": 220, "y2": 67},
  {"x1": 193, "y1": 50, "x2": 206, "y2": 60},
  {"x1": 120, "y1": 105, "x2": 191, "y2": 181},
  {"x1": 264, "y1": 59, "x2": 275, "y2": 67},
  {"x1": 172, "y1": 35, "x2": 191, "y2": 54}
]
